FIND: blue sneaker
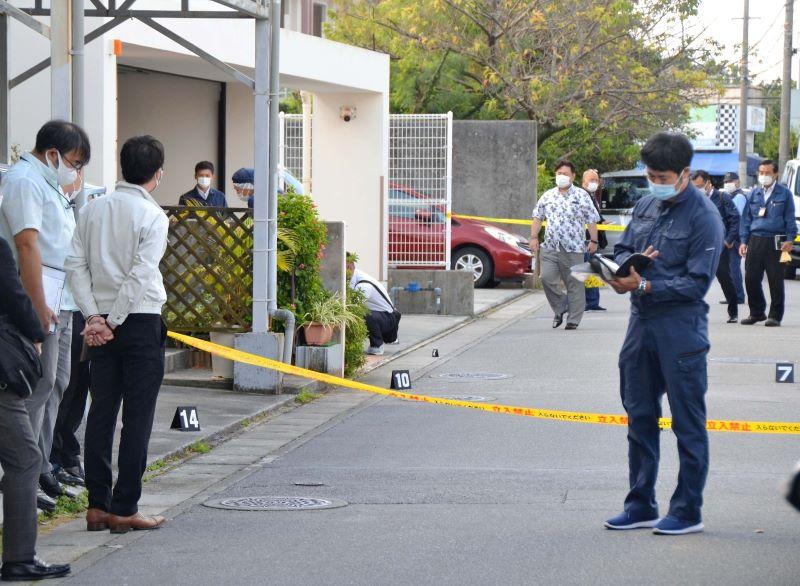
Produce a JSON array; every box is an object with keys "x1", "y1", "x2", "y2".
[
  {"x1": 604, "y1": 511, "x2": 659, "y2": 530},
  {"x1": 652, "y1": 515, "x2": 704, "y2": 535}
]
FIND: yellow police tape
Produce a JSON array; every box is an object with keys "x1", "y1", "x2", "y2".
[
  {"x1": 448, "y1": 212, "x2": 626, "y2": 232},
  {"x1": 449, "y1": 212, "x2": 800, "y2": 242},
  {"x1": 168, "y1": 331, "x2": 800, "y2": 436}
]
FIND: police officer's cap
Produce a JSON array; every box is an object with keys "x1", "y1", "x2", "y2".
[{"x1": 723, "y1": 171, "x2": 739, "y2": 182}]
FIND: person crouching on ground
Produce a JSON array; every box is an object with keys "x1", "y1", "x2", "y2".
[
  {"x1": 65, "y1": 135, "x2": 170, "y2": 534},
  {"x1": 347, "y1": 253, "x2": 400, "y2": 356}
]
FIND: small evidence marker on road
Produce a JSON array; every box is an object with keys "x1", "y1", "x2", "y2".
[
  {"x1": 432, "y1": 349, "x2": 439, "y2": 357},
  {"x1": 776, "y1": 362, "x2": 795, "y2": 384},
  {"x1": 171, "y1": 406, "x2": 201, "y2": 431},
  {"x1": 390, "y1": 370, "x2": 412, "y2": 390}
]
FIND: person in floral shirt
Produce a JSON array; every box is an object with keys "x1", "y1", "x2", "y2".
[{"x1": 530, "y1": 160, "x2": 600, "y2": 330}]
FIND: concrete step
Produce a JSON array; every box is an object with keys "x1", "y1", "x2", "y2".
[
  {"x1": 164, "y1": 348, "x2": 191, "y2": 374},
  {"x1": 163, "y1": 367, "x2": 322, "y2": 395}
]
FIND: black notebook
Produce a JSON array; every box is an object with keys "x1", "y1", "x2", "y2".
[{"x1": 589, "y1": 253, "x2": 653, "y2": 281}]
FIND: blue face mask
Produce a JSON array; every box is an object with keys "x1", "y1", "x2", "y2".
[{"x1": 648, "y1": 171, "x2": 685, "y2": 201}]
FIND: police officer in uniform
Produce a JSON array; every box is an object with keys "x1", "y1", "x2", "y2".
[{"x1": 604, "y1": 133, "x2": 724, "y2": 535}]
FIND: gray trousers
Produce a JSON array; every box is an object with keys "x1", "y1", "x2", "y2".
[
  {"x1": 540, "y1": 248, "x2": 586, "y2": 325},
  {"x1": 0, "y1": 391, "x2": 41, "y2": 562},
  {"x1": 25, "y1": 310, "x2": 72, "y2": 475}
]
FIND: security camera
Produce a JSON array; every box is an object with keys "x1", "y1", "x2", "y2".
[{"x1": 340, "y1": 106, "x2": 356, "y2": 122}]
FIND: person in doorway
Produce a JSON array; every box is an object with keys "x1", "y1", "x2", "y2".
[
  {"x1": 179, "y1": 161, "x2": 226, "y2": 207},
  {"x1": 739, "y1": 160, "x2": 796, "y2": 327},
  {"x1": 690, "y1": 170, "x2": 740, "y2": 323},
  {"x1": 231, "y1": 167, "x2": 254, "y2": 208},
  {"x1": 0, "y1": 120, "x2": 91, "y2": 512},
  {"x1": 347, "y1": 253, "x2": 400, "y2": 356},
  {"x1": 582, "y1": 169, "x2": 606, "y2": 312},
  {"x1": 721, "y1": 171, "x2": 746, "y2": 305},
  {"x1": 0, "y1": 236, "x2": 71, "y2": 582},
  {"x1": 66, "y1": 135, "x2": 170, "y2": 534},
  {"x1": 605, "y1": 132, "x2": 723, "y2": 535},
  {"x1": 531, "y1": 160, "x2": 600, "y2": 330}
]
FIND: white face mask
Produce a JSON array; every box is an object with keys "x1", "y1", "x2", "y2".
[
  {"x1": 758, "y1": 174, "x2": 774, "y2": 187},
  {"x1": 555, "y1": 174, "x2": 572, "y2": 189},
  {"x1": 47, "y1": 150, "x2": 79, "y2": 188},
  {"x1": 586, "y1": 181, "x2": 599, "y2": 193},
  {"x1": 197, "y1": 176, "x2": 212, "y2": 189},
  {"x1": 234, "y1": 183, "x2": 253, "y2": 201},
  {"x1": 723, "y1": 182, "x2": 737, "y2": 193},
  {"x1": 152, "y1": 169, "x2": 163, "y2": 193}
]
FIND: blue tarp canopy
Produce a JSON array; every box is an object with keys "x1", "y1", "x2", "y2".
[{"x1": 691, "y1": 151, "x2": 763, "y2": 177}]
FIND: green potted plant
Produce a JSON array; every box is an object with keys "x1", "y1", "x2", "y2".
[{"x1": 301, "y1": 291, "x2": 362, "y2": 346}]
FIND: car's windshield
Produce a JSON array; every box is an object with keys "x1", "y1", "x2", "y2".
[{"x1": 602, "y1": 176, "x2": 650, "y2": 210}]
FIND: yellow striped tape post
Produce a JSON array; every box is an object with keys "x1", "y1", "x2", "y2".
[{"x1": 168, "y1": 332, "x2": 800, "y2": 436}]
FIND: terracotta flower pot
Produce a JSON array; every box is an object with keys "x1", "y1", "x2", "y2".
[{"x1": 303, "y1": 323, "x2": 334, "y2": 346}]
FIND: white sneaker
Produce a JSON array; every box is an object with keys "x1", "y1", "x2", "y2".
[
  {"x1": 387, "y1": 339, "x2": 401, "y2": 345},
  {"x1": 366, "y1": 345, "x2": 385, "y2": 356}
]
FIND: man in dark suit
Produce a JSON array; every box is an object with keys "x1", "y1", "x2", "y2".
[
  {"x1": 179, "y1": 161, "x2": 226, "y2": 207},
  {"x1": 691, "y1": 170, "x2": 741, "y2": 323},
  {"x1": 739, "y1": 159, "x2": 797, "y2": 327}
]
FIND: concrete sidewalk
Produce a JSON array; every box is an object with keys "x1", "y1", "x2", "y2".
[{"x1": 0, "y1": 284, "x2": 530, "y2": 526}]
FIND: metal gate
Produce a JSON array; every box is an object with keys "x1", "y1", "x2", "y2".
[
  {"x1": 279, "y1": 112, "x2": 311, "y2": 191},
  {"x1": 387, "y1": 112, "x2": 453, "y2": 268}
]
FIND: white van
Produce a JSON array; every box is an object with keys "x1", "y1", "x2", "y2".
[{"x1": 779, "y1": 160, "x2": 800, "y2": 278}]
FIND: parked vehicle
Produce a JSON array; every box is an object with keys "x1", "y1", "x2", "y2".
[
  {"x1": 598, "y1": 168, "x2": 650, "y2": 252},
  {"x1": 778, "y1": 160, "x2": 800, "y2": 279},
  {"x1": 388, "y1": 184, "x2": 532, "y2": 287}
]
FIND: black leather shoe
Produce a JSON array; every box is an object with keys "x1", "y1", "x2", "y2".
[
  {"x1": 39, "y1": 473, "x2": 67, "y2": 500},
  {"x1": 740, "y1": 315, "x2": 767, "y2": 325},
  {"x1": 1, "y1": 557, "x2": 70, "y2": 581},
  {"x1": 765, "y1": 318, "x2": 781, "y2": 327},
  {"x1": 565, "y1": 323, "x2": 579, "y2": 330},
  {"x1": 727, "y1": 316, "x2": 738, "y2": 324},
  {"x1": 55, "y1": 467, "x2": 85, "y2": 488},
  {"x1": 36, "y1": 491, "x2": 56, "y2": 514},
  {"x1": 552, "y1": 312, "x2": 566, "y2": 329}
]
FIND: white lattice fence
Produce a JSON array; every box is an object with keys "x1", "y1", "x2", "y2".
[{"x1": 387, "y1": 113, "x2": 453, "y2": 268}]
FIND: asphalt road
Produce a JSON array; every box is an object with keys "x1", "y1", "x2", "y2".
[{"x1": 68, "y1": 280, "x2": 800, "y2": 585}]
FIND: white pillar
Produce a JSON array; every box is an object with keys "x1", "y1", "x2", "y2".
[{"x1": 50, "y1": 0, "x2": 71, "y2": 120}]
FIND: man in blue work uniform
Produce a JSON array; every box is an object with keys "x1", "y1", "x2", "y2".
[
  {"x1": 604, "y1": 133, "x2": 724, "y2": 535},
  {"x1": 721, "y1": 171, "x2": 746, "y2": 304},
  {"x1": 739, "y1": 160, "x2": 797, "y2": 327},
  {"x1": 690, "y1": 170, "x2": 740, "y2": 323}
]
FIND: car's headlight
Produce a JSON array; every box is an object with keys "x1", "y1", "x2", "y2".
[{"x1": 483, "y1": 226, "x2": 521, "y2": 247}]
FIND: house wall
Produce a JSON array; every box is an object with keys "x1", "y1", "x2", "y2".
[
  {"x1": 117, "y1": 70, "x2": 222, "y2": 206},
  {"x1": 313, "y1": 92, "x2": 387, "y2": 279}
]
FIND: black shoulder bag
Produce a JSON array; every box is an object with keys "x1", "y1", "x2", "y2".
[
  {"x1": 355, "y1": 280, "x2": 402, "y2": 328},
  {"x1": 0, "y1": 316, "x2": 43, "y2": 398}
]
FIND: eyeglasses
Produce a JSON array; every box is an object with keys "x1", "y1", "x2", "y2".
[{"x1": 62, "y1": 154, "x2": 86, "y2": 172}]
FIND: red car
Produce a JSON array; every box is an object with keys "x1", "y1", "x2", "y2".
[{"x1": 388, "y1": 185, "x2": 532, "y2": 287}]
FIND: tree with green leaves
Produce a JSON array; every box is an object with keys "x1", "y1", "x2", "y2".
[{"x1": 329, "y1": 0, "x2": 723, "y2": 167}]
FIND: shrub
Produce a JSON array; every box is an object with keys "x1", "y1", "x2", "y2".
[
  {"x1": 276, "y1": 192, "x2": 327, "y2": 328},
  {"x1": 344, "y1": 286, "x2": 369, "y2": 377}
]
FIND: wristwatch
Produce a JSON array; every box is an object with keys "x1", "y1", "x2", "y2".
[{"x1": 633, "y1": 277, "x2": 648, "y2": 297}]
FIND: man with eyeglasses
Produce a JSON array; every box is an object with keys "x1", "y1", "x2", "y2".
[{"x1": 0, "y1": 120, "x2": 90, "y2": 516}]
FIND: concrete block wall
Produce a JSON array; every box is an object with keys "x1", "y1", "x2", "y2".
[{"x1": 388, "y1": 270, "x2": 474, "y2": 316}]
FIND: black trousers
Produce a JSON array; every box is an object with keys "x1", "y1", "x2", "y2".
[
  {"x1": 716, "y1": 247, "x2": 739, "y2": 319},
  {"x1": 365, "y1": 310, "x2": 399, "y2": 347},
  {"x1": 745, "y1": 235, "x2": 785, "y2": 321},
  {"x1": 50, "y1": 312, "x2": 90, "y2": 470},
  {"x1": 85, "y1": 314, "x2": 165, "y2": 516}
]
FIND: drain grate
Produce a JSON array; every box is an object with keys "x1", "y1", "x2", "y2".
[
  {"x1": 203, "y1": 496, "x2": 347, "y2": 511},
  {"x1": 433, "y1": 372, "x2": 510, "y2": 382},
  {"x1": 437, "y1": 395, "x2": 495, "y2": 402}
]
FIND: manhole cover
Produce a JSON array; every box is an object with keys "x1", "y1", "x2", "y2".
[
  {"x1": 437, "y1": 395, "x2": 495, "y2": 402},
  {"x1": 711, "y1": 357, "x2": 789, "y2": 365},
  {"x1": 203, "y1": 496, "x2": 347, "y2": 511},
  {"x1": 432, "y1": 372, "x2": 511, "y2": 381}
]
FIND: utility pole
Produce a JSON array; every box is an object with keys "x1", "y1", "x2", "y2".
[
  {"x1": 738, "y1": 0, "x2": 750, "y2": 184},
  {"x1": 779, "y1": 0, "x2": 795, "y2": 172}
]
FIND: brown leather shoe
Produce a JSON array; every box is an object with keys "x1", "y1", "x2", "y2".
[
  {"x1": 108, "y1": 512, "x2": 165, "y2": 534},
  {"x1": 86, "y1": 508, "x2": 110, "y2": 531}
]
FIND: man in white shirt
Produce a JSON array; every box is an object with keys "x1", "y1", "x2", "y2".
[
  {"x1": 0, "y1": 120, "x2": 91, "y2": 510},
  {"x1": 347, "y1": 254, "x2": 400, "y2": 356},
  {"x1": 65, "y1": 135, "x2": 169, "y2": 534},
  {"x1": 531, "y1": 159, "x2": 600, "y2": 330}
]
